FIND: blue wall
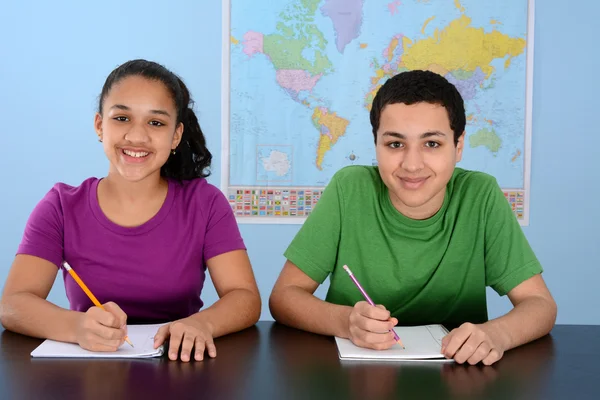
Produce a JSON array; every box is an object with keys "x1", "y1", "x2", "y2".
[{"x1": 0, "y1": 1, "x2": 598, "y2": 324}]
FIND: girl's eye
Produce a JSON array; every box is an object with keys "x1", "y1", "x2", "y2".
[
  {"x1": 425, "y1": 141, "x2": 440, "y2": 148},
  {"x1": 114, "y1": 116, "x2": 128, "y2": 122},
  {"x1": 149, "y1": 121, "x2": 164, "y2": 127}
]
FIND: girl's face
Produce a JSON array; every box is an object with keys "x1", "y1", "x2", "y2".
[{"x1": 94, "y1": 76, "x2": 183, "y2": 183}]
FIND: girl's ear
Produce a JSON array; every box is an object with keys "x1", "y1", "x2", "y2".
[{"x1": 94, "y1": 113, "x2": 103, "y2": 142}]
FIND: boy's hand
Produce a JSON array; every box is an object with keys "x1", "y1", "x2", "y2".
[
  {"x1": 347, "y1": 301, "x2": 398, "y2": 350},
  {"x1": 441, "y1": 322, "x2": 508, "y2": 365}
]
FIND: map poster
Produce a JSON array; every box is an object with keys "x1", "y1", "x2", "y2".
[{"x1": 222, "y1": 0, "x2": 534, "y2": 225}]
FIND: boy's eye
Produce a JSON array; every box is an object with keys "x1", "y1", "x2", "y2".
[
  {"x1": 388, "y1": 142, "x2": 402, "y2": 149},
  {"x1": 425, "y1": 141, "x2": 440, "y2": 148}
]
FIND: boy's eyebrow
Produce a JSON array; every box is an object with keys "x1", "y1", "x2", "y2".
[
  {"x1": 381, "y1": 131, "x2": 447, "y2": 139},
  {"x1": 109, "y1": 104, "x2": 171, "y2": 117}
]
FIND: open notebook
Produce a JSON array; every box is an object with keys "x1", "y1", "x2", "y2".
[
  {"x1": 335, "y1": 324, "x2": 453, "y2": 361},
  {"x1": 31, "y1": 324, "x2": 166, "y2": 358}
]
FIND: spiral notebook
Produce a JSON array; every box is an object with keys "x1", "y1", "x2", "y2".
[
  {"x1": 30, "y1": 323, "x2": 166, "y2": 358},
  {"x1": 335, "y1": 324, "x2": 453, "y2": 361}
]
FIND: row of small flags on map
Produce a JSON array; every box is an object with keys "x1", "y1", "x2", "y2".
[
  {"x1": 228, "y1": 188, "x2": 323, "y2": 217},
  {"x1": 229, "y1": 187, "x2": 524, "y2": 220},
  {"x1": 504, "y1": 191, "x2": 524, "y2": 219}
]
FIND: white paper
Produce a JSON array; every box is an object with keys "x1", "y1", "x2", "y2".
[
  {"x1": 31, "y1": 324, "x2": 166, "y2": 358},
  {"x1": 335, "y1": 325, "x2": 454, "y2": 362}
]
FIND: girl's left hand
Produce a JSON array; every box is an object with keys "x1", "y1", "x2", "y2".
[{"x1": 153, "y1": 317, "x2": 216, "y2": 362}]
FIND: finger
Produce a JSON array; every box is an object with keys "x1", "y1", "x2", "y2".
[
  {"x1": 205, "y1": 338, "x2": 217, "y2": 358},
  {"x1": 443, "y1": 326, "x2": 474, "y2": 359},
  {"x1": 482, "y1": 349, "x2": 503, "y2": 366},
  {"x1": 89, "y1": 307, "x2": 119, "y2": 329},
  {"x1": 179, "y1": 332, "x2": 196, "y2": 362},
  {"x1": 89, "y1": 321, "x2": 126, "y2": 341},
  {"x1": 356, "y1": 302, "x2": 391, "y2": 321},
  {"x1": 194, "y1": 336, "x2": 206, "y2": 361},
  {"x1": 154, "y1": 324, "x2": 170, "y2": 348},
  {"x1": 103, "y1": 302, "x2": 128, "y2": 328},
  {"x1": 168, "y1": 326, "x2": 185, "y2": 361},
  {"x1": 354, "y1": 333, "x2": 397, "y2": 350},
  {"x1": 441, "y1": 331, "x2": 453, "y2": 352},
  {"x1": 467, "y1": 342, "x2": 491, "y2": 365},
  {"x1": 453, "y1": 333, "x2": 483, "y2": 364},
  {"x1": 375, "y1": 304, "x2": 398, "y2": 325},
  {"x1": 85, "y1": 341, "x2": 121, "y2": 352},
  {"x1": 351, "y1": 323, "x2": 397, "y2": 346},
  {"x1": 354, "y1": 315, "x2": 396, "y2": 334},
  {"x1": 84, "y1": 332, "x2": 123, "y2": 352}
]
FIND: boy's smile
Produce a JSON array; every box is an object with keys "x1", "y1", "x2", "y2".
[{"x1": 375, "y1": 102, "x2": 464, "y2": 220}]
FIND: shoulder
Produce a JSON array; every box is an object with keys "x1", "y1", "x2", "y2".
[
  {"x1": 329, "y1": 165, "x2": 384, "y2": 205},
  {"x1": 170, "y1": 178, "x2": 231, "y2": 218},
  {"x1": 39, "y1": 177, "x2": 98, "y2": 210},
  {"x1": 448, "y1": 168, "x2": 503, "y2": 212},
  {"x1": 331, "y1": 165, "x2": 382, "y2": 191},
  {"x1": 172, "y1": 178, "x2": 225, "y2": 203},
  {"x1": 450, "y1": 168, "x2": 499, "y2": 196}
]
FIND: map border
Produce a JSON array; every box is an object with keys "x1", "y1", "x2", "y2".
[{"x1": 221, "y1": 0, "x2": 534, "y2": 226}]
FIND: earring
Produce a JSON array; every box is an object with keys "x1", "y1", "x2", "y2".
[
  {"x1": 171, "y1": 149, "x2": 176, "y2": 155},
  {"x1": 98, "y1": 138, "x2": 103, "y2": 143}
]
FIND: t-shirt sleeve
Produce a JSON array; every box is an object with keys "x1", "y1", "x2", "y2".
[
  {"x1": 202, "y1": 189, "x2": 246, "y2": 263},
  {"x1": 16, "y1": 187, "x2": 65, "y2": 268},
  {"x1": 283, "y1": 173, "x2": 343, "y2": 284},
  {"x1": 484, "y1": 179, "x2": 542, "y2": 296}
]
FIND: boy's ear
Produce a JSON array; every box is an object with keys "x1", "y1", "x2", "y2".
[{"x1": 455, "y1": 131, "x2": 465, "y2": 162}]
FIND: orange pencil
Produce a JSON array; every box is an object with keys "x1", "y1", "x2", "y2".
[{"x1": 63, "y1": 262, "x2": 133, "y2": 347}]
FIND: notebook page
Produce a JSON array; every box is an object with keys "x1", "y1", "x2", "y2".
[
  {"x1": 335, "y1": 324, "x2": 452, "y2": 361},
  {"x1": 31, "y1": 324, "x2": 166, "y2": 358}
]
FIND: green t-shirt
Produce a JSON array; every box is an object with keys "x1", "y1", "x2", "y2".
[{"x1": 284, "y1": 166, "x2": 542, "y2": 327}]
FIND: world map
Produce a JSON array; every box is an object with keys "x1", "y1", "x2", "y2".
[{"x1": 225, "y1": 0, "x2": 532, "y2": 224}]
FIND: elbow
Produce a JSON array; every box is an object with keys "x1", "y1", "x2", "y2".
[
  {"x1": 547, "y1": 297, "x2": 558, "y2": 332},
  {"x1": 0, "y1": 300, "x2": 16, "y2": 332},
  {"x1": 268, "y1": 287, "x2": 285, "y2": 323},
  {"x1": 251, "y1": 291, "x2": 262, "y2": 324},
  {"x1": 245, "y1": 289, "x2": 262, "y2": 326}
]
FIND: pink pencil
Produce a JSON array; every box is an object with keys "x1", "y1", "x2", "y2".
[{"x1": 342, "y1": 264, "x2": 405, "y2": 348}]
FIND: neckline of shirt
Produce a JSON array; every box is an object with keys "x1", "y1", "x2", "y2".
[{"x1": 88, "y1": 178, "x2": 176, "y2": 236}]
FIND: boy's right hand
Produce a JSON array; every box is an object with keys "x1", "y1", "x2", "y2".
[
  {"x1": 348, "y1": 301, "x2": 398, "y2": 350},
  {"x1": 75, "y1": 302, "x2": 128, "y2": 352}
]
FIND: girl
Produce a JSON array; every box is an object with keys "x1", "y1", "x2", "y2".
[{"x1": 0, "y1": 59, "x2": 261, "y2": 362}]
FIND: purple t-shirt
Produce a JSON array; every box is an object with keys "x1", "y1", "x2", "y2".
[{"x1": 17, "y1": 177, "x2": 246, "y2": 323}]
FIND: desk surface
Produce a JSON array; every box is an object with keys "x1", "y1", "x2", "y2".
[{"x1": 1, "y1": 322, "x2": 598, "y2": 400}]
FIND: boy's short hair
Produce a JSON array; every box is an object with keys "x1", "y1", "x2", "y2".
[{"x1": 370, "y1": 70, "x2": 466, "y2": 144}]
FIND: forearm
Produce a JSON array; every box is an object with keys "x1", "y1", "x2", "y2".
[
  {"x1": 0, "y1": 292, "x2": 81, "y2": 343},
  {"x1": 484, "y1": 296, "x2": 557, "y2": 351},
  {"x1": 270, "y1": 285, "x2": 353, "y2": 338},
  {"x1": 190, "y1": 288, "x2": 261, "y2": 338}
]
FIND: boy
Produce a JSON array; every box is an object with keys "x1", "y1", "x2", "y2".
[{"x1": 269, "y1": 70, "x2": 556, "y2": 365}]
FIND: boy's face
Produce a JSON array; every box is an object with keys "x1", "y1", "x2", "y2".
[{"x1": 375, "y1": 102, "x2": 464, "y2": 219}]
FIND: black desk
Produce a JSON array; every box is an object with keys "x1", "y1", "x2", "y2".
[{"x1": 1, "y1": 323, "x2": 597, "y2": 399}]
